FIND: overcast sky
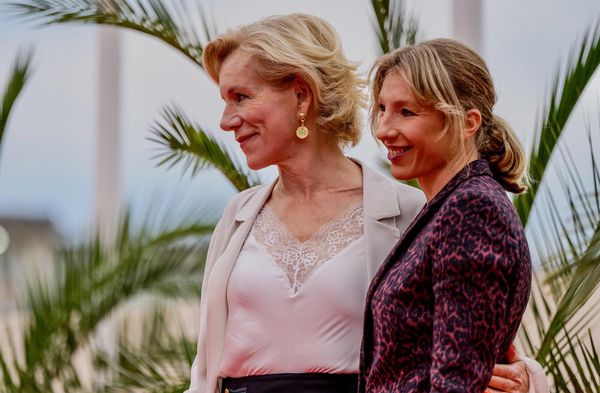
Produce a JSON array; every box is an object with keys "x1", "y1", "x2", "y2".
[{"x1": 1, "y1": 0, "x2": 599, "y2": 239}]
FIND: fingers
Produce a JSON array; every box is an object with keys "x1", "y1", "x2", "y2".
[
  {"x1": 492, "y1": 362, "x2": 526, "y2": 380},
  {"x1": 489, "y1": 361, "x2": 529, "y2": 393},
  {"x1": 488, "y1": 375, "x2": 521, "y2": 392},
  {"x1": 506, "y1": 343, "x2": 521, "y2": 363},
  {"x1": 485, "y1": 388, "x2": 504, "y2": 393}
]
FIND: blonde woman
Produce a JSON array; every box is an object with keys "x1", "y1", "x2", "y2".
[
  {"x1": 361, "y1": 39, "x2": 543, "y2": 392},
  {"x1": 185, "y1": 15, "x2": 545, "y2": 393}
]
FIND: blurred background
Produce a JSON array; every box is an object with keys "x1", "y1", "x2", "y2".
[
  {"x1": 1, "y1": 0, "x2": 599, "y2": 236},
  {"x1": 1, "y1": 0, "x2": 600, "y2": 391}
]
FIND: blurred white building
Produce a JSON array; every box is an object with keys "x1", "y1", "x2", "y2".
[{"x1": 0, "y1": 216, "x2": 57, "y2": 311}]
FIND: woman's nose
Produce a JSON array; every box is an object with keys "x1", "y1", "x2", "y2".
[
  {"x1": 220, "y1": 105, "x2": 242, "y2": 131},
  {"x1": 375, "y1": 116, "x2": 397, "y2": 141}
]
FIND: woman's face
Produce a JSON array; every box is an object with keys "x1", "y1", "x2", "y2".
[
  {"x1": 218, "y1": 49, "x2": 301, "y2": 170},
  {"x1": 375, "y1": 72, "x2": 457, "y2": 196}
]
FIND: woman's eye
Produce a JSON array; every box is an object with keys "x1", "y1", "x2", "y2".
[
  {"x1": 235, "y1": 93, "x2": 248, "y2": 103},
  {"x1": 401, "y1": 108, "x2": 415, "y2": 116}
]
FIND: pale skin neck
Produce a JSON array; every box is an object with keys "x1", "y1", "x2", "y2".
[
  {"x1": 418, "y1": 147, "x2": 479, "y2": 202},
  {"x1": 273, "y1": 130, "x2": 362, "y2": 202}
]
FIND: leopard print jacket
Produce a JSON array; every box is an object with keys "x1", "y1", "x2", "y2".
[{"x1": 359, "y1": 160, "x2": 532, "y2": 393}]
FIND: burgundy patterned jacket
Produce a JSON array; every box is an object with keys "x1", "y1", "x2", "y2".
[{"x1": 359, "y1": 160, "x2": 532, "y2": 393}]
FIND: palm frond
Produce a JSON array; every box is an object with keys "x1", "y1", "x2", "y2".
[
  {"x1": 518, "y1": 113, "x2": 600, "y2": 393},
  {"x1": 95, "y1": 306, "x2": 195, "y2": 392},
  {"x1": 6, "y1": 0, "x2": 217, "y2": 68},
  {"x1": 535, "y1": 221, "x2": 600, "y2": 362},
  {"x1": 150, "y1": 104, "x2": 260, "y2": 192},
  {"x1": 0, "y1": 206, "x2": 213, "y2": 392},
  {"x1": 514, "y1": 24, "x2": 600, "y2": 226},
  {"x1": 369, "y1": 0, "x2": 418, "y2": 55},
  {"x1": 514, "y1": 27, "x2": 600, "y2": 389},
  {"x1": 0, "y1": 49, "x2": 32, "y2": 157},
  {"x1": 518, "y1": 122, "x2": 600, "y2": 363},
  {"x1": 543, "y1": 328, "x2": 600, "y2": 391}
]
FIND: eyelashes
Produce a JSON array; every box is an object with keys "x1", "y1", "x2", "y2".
[
  {"x1": 378, "y1": 103, "x2": 416, "y2": 117},
  {"x1": 235, "y1": 93, "x2": 249, "y2": 103},
  {"x1": 401, "y1": 108, "x2": 416, "y2": 117}
]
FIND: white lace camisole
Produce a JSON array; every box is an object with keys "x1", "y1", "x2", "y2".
[{"x1": 218, "y1": 202, "x2": 366, "y2": 377}]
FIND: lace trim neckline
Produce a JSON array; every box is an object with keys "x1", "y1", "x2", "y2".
[
  {"x1": 262, "y1": 201, "x2": 363, "y2": 244},
  {"x1": 251, "y1": 201, "x2": 364, "y2": 294}
]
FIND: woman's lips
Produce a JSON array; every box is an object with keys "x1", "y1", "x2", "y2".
[
  {"x1": 236, "y1": 133, "x2": 258, "y2": 146},
  {"x1": 387, "y1": 146, "x2": 412, "y2": 162}
]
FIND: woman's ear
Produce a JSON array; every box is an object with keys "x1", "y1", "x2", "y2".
[
  {"x1": 292, "y1": 76, "x2": 313, "y2": 115},
  {"x1": 464, "y1": 108, "x2": 482, "y2": 139}
]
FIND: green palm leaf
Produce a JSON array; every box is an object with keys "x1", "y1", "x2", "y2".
[
  {"x1": 369, "y1": 0, "x2": 418, "y2": 55},
  {"x1": 0, "y1": 208, "x2": 213, "y2": 392},
  {"x1": 0, "y1": 50, "x2": 32, "y2": 158},
  {"x1": 6, "y1": 0, "x2": 217, "y2": 68},
  {"x1": 508, "y1": 22, "x2": 600, "y2": 391},
  {"x1": 520, "y1": 121, "x2": 600, "y2": 391},
  {"x1": 6, "y1": 1, "x2": 260, "y2": 192},
  {"x1": 95, "y1": 306, "x2": 195, "y2": 392},
  {"x1": 514, "y1": 25, "x2": 600, "y2": 226},
  {"x1": 150, "y1": 104, "x2": 260, "y2": 192},
  {"x1": 536, "y1": 221, "x2": 600, "y2": 363}
]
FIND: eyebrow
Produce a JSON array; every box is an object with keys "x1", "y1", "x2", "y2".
[
  {"x1": 379, "y1": 97, "x2": 412, "y2": 106},
  {"x1": 225, "y1": 85, "x2": 243, "y2": 94},
  {"x1": 222, "y1": 84, "x2": 250, "y2": 94},
  {"x1": 219, "y1": 85, "x2": 246, "y2": 100}
]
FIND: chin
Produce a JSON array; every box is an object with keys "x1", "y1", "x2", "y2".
[
  {"x1": 245, "y1": 156, "x2": 269, "y2": 171},
  {"x1": 390, "y1": 167, "x2": 413, "y2": 181}
]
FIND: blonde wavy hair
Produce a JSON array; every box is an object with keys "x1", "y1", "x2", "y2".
[
  {"x1": 203, "y1": 13, "x2": 366, "y2": 147},
  {"x1": 370, "y1": 38, "x2": 528, "y2": 193}
]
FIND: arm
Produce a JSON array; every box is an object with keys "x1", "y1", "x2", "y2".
[
  {"x1": 184, "y1": 216, "x2": 228, "y2": 393},
  {"x1": 184, "y1": 262, "x2": 212, "y2": 393},
  {"x1": 429, "y1": 193, "x2": 527, "y2": 392}
]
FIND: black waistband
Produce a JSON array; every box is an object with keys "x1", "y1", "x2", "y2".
[{"x1": 221, "y1": 372, "x2": 358, "y2": 393}]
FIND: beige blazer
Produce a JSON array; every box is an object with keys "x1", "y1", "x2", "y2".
[{"x1": 185, "y1": 161, "x2": 425, "y2": 393}]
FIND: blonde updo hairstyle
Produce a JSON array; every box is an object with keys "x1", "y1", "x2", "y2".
[
  {"x1": 203, "y1": 13, "x2": 366, "y2": 147},
  {"x1": 370, "y1": 38, "x2": 528, "y2": 193}
]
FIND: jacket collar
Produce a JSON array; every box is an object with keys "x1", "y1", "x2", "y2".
[
  {"x1": 424, "y1": 159, "x2": 492, "y2": 211},
  {"x1": 358, "y1": 159, "x2": 402, "y2": 220},
  {"x1": 234, "y1": 180, "x2": 276, "y2": 222}
]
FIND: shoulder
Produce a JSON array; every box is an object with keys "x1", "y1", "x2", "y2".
[
  {"x1": 394, "y1": 181, "x2": 426, "y2": 219},
  {"x1": 442, "y1": 175, "x2": 515, "y2": 225},
  {"x1": 219, "y1": 182, "x2": 273, "y2": 220},
  {"x1": 362, "y1": 162, "x2": 426, "y2": 219},
  {"x1": 432, "y1": 175, "x2": 527, "y2": 260},
  {"x1": 206, "y1": 181, "x2": 273, "y2": 263},
  {"x1": 209, "y1": 181, "x2": 273, "y2": 246},
  {"x1": 386, "y1": 175, "x2": 425, "y2": 201}
]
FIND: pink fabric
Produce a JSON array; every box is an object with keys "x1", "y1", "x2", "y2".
[{"x1": 219, "y1": 232, "x2": 367, "y2": 376}]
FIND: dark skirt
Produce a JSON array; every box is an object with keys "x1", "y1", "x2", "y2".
[{"x1": 221, "y1": 372, "x2": 358, "y2": 393}]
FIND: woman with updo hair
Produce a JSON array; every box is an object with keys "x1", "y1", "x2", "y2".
[
  {"x1": 360, "y1": 38, "x2": 536, "y2": 392},
  {"x1": 186, "y1": 14, "x2": 545, "y2": 393}
]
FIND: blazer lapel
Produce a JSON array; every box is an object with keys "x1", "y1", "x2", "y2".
[
  {"x1": 360, "y1": 163, "x2": 403, "y2": 282},
  {"x1": 207, "y1": 180, "x2": 276, "y2": 296}
]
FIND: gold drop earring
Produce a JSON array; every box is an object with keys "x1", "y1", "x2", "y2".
[{"x1": 296, "y1": 112, "x2": 309, "y2": 139}]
